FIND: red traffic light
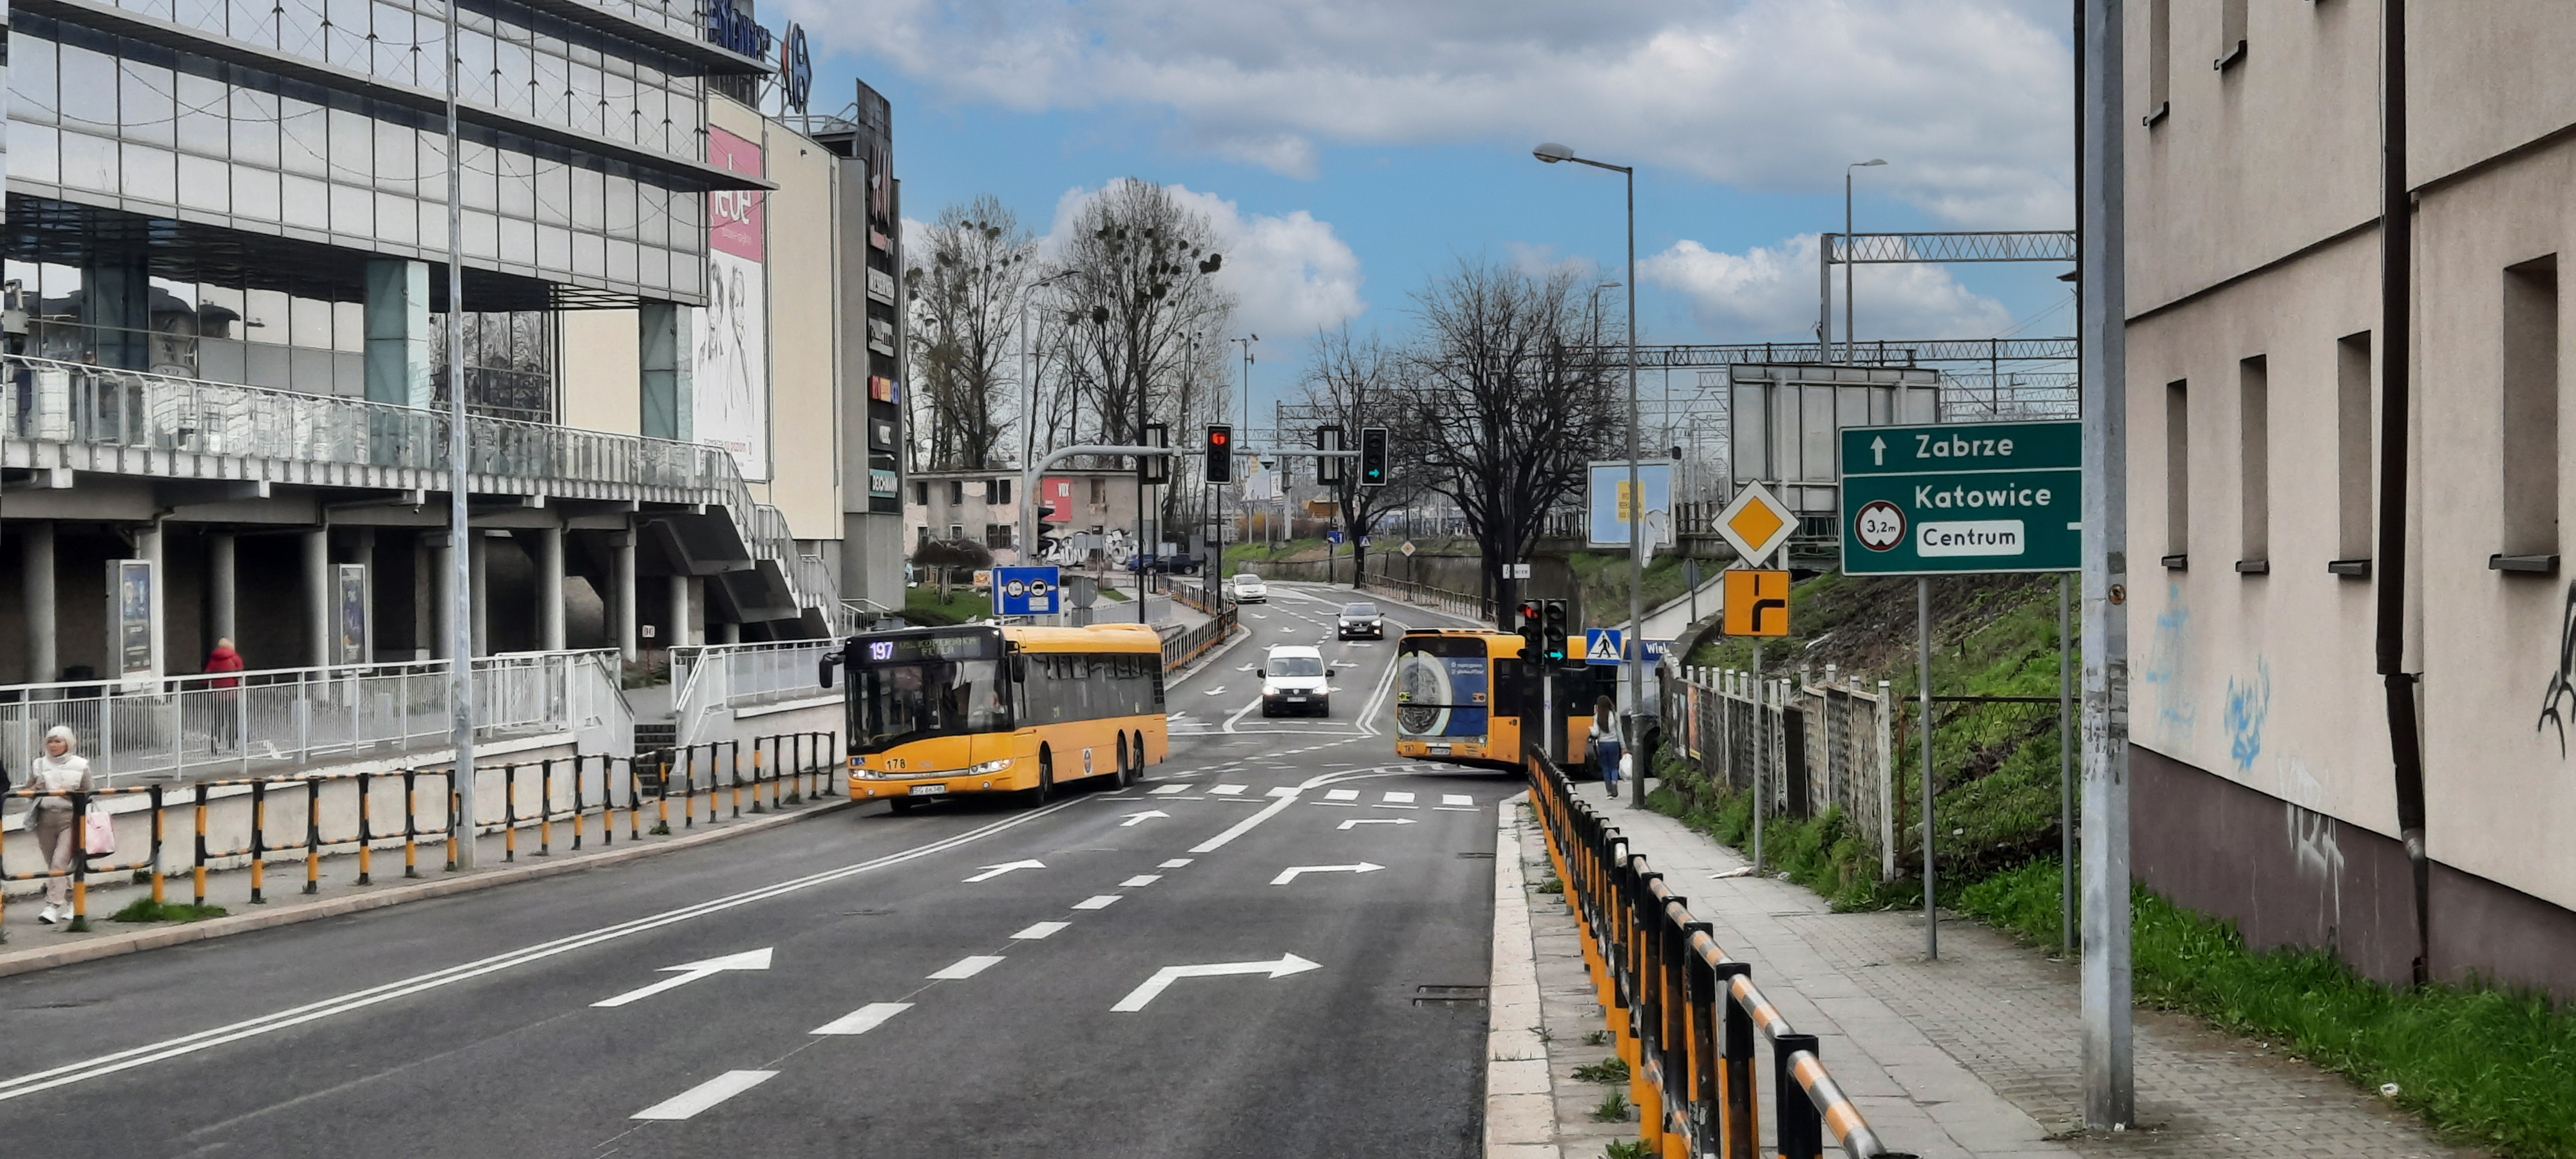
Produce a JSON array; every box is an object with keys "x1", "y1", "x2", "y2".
[{"x1": 1209, "y1": 429, "x2": 1231, "y2": 448}]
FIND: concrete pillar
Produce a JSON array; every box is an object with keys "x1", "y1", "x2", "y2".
[
  {"x1": 639, "y1": 303, "x2": 692, "y2": 442},
  {"x1": 302, "y1": 527, "x2": 332, "y2": 668},
  {"x1": 350, "y1": 528, "x2": 376, "y2": 664},
  {"x1": 715, "y1": 619, "x2": 739, "y2": 645},
  {"x1": 536, "y1": 525, "x2": 566, "y2": 652},
  {"x1": 425, "y1": 531, "x2": 455, "y2": 661},
  {"x1": 208, "y1": 531, "x2": 237, "y2": 649},
  {"x1": 364, "y1": 259, "x2": 435, "y2": 407},
  {"x1": 667, "y1": 574, "x2": 693, "y2": 649},
  {"x1": 610, "y1": 529, "x2": 638, "y2": 661},
  {"x1": 22, "y1": 522, "x2": 53, "y2": 683},
  {"x1": 469, "y1": 531, "x2": 490, "y2": 657},
  {"x1": 138, "y1": 523, "x2": 166, "y2": 675}
]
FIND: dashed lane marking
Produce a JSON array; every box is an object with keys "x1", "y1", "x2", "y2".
[
  {"x1": 1121, "y1": 874, "x2": 1162, "y2": 887},
  {"x1": 1011, "y1": 922, "x2": 1070, "y2": 940},
  {"x1": 927, "y1": 956, "x2": 1005, "y2": 980},
  {"x1": 1442, "y1": 794, "x2": 1473, "y2": 806},
  {"x1": 1209, "y1": 784, "x2": 1247, "y2": 796},
  {"x1": 1325, "y1": 789, "x2": 1359, "y2": 801},
  {"x1": 1159, "y1": 858, "x2": 1193, "y2": 869},
  {"x1": 811, "y1": 1003, "x2": 913, "y2": 1035},
  {"x1": 1150, "y1": 784, "x2": 1190, "y2": 795},
  {"x1": 1073, "y1": 895, "x2": 1122, "y2": 910},
  {"x1": 632, "y1": 1070, "x2": 779, "y2": 1120},
  {"x1": 1266, "y1": 787, "x2": 1300, "y2": 799},
  {"x1": 1383, "y1": 791, "x2": 1416, "y2": 804}
]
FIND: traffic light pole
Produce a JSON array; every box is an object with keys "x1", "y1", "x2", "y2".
[{"x1": 1021, "y1": 444, "x2": 1173, "y2": 596}]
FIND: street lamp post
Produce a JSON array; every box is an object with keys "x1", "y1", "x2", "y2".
[
  {"x1": 1533, "y1": 141, "x2": 1645, "y2": 806},
  {"x1": 1846, "y1": 159, "x2": 1886, "y2": 363},
  {"x1": 1228, "y1": 335, "x2": 1256, "y2": 594}
]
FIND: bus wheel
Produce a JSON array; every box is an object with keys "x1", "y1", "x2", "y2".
[
  {"x1": 1032, "y1": 750, "x2": 1056, "y2": 806},
  {"x1": 1113, "y1": 734, "x2": 1132, "y2": 787},
  {"x1": 888, "y1": 798, "x2": 915, "y2": 815},
  {"x1": 1133, "y1": 730, "x2": 1148, "y2": 772}
]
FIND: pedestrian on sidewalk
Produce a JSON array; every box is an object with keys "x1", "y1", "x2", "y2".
[
  {"x1": 205, "y1": 637, "x2": 245, "y2": 754},
  {"x1": 1593, "y1": 696, "x2": 1621, "y2": 797},
  {"x1": 28, "y1": 726, "x2": 91, "y2": 927}
]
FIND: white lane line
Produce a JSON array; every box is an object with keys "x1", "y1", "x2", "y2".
[
  {"x1": 1012, "y1": 921, "x2": 1071, "y2": 940},
  {"x1": 1209, "y1": 784, "x2": 1247, "y2": 796},
  {"x1": 0, "y1": 794, "x2": 1095, "y2": 1104},
  {"x1": 1311, "y1": 801, "x2": 1359, "y2": 807},
  {"x1": 1434, "y1": 806, "x2": 1476, "y2": 812},
  {"x1": 1121, "y1": 874, "x2": 1162, "y2": 887},
  {"x1": 1442, "y1": 794, "x2": 1473, "y2": 807},
  {"x1": 1378, "y1": 804, "x2": 1420, "y2": 810},
  {"x1": 1159, "y1": 858, "x2": 1194, "y2": 869},
  {"x1": 1325, "y1": 789, "x2": 1359, "y2": 801},
  {"x1": 928, "y1": 955, "x2": 1006, "y2": 980},
  {"x1": 1073, "y1": 894, "x2": 1122, "y2": 910},
  {"x1": 1267, "y1": 787, "x2": 1300, "y2": 799},
  {"x1": 810, "y1": 1003, "x2": 913, "y2": 1035},
  {"x1": 632, "y1": 1070, "x2": 778, "y2": 1120},
  {"x1": 1150, "y1": 784, "x2": 1190, "y2": 796},
  {"x1": 1383, "y1": 791, "x2": 1416, "y2": 804}
]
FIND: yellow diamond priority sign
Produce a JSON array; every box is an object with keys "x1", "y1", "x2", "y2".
[{"x1": 1717, "y1": 481, "x2": 1795, "y2": 566}]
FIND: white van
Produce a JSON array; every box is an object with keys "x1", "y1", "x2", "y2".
[{"x1": 1260, "y1": 645, "x2": 1332, "y2": 717}]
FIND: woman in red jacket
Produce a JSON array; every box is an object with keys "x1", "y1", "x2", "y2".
[{"x1": 205, "y1": 639, "x2": 244, "y2": 753}]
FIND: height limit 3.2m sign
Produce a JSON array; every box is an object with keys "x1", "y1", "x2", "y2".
[{"x1": 1840, "y1": 420, "x2": 2080, "y2": 575}]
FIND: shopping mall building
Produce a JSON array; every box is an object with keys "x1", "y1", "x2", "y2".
[{"x1": 0, "y1": 0, "x2": 904, "y2": 686}]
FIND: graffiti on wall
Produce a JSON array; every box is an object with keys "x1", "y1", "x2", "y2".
[
  {"x1": 2141, "y1": 585, "x2": 2199, "y2": 746},
  {"x1": 2540, "y1": 581, "x2": 2576, "y2": 757},
  {"x1": 2226, "y1": 659, "x2": 2271, "y2": 773}
]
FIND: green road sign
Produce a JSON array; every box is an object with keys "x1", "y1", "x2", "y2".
[{"x1": 1839, "y1": 420, "x2": 2081, "y2": 575}]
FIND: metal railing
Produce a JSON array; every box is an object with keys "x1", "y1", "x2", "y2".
[
  {"x1": 1528, "y1": 754, "x2": 1912, "y2": 1159},
  {"x1": 0, "y1": 730, "x2": 842, "y2": 932},
  {"x1": 1354, "y1": 573, "x2": 1492, "y2": 622},
  {"x1": 0, "y1": 353, "x2": 837, "y2": 625},
  {"x1": 1665, "y1": 663, "x2": 1897, "y2": 878},
  {"x1": 0, "y1": 650, "x2": 628, "y2": 788},
  {"x1": 1160, "y1": 607, "x2": 1239, "y2": 673},
  {"x1": 669, "y1": 639, "x2": 838, "y2": 746}
]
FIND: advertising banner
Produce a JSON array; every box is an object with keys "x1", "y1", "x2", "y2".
[
  {"x1": 697, "y1": 126, "x2": 770, "y2": 481},
  {"x1": 109, "y1": 560, "x2": 156, "y2": 689},
  {"x1": 1587, "y1": 460, "x2": 1676, "y2": 549},
  {"x1": 336, "y1": 563, "x2": 369, "y2": 666}
]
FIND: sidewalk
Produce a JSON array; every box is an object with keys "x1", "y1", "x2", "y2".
[{"x1": 1535, "y1": 778, "x2": 2470, "y2": 1158}]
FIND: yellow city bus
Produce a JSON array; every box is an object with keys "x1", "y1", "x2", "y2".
[
  {"x1": 1392, "y1": 629, "x2": 1530, "y2": 771},
  {"x1": 830, "y1": 622, "x2": 1166, "y2": 810}
]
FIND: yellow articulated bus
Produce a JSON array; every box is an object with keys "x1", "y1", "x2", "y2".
[
  {"x1": 827, "y1": 622, "x2": 1167, "y2": 810},
  {"x1": 1392, "y1": 629, "x2": 1529, "y2": 771}
]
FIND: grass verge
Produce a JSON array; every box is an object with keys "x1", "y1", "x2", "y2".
[
  {"x1": 109, "y1": 898, "x2": 231, "y2": 923},
  {"x1": 902, "y1": 586, "x2": 987, "y2": 625},
  {"x1": 1952, "y1": 860, "x2": 2576, "y2": 1158}
]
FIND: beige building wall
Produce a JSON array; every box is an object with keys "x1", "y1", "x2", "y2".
[
  {"x1": 2124, "y1": 0, "x2": 2576, "y2": 992},
  {"x1": 753, "y1": 109, "x2": 846, "y2": 541},
  {"x1": 562, "y1": 309, "x2": 643, "y2": 437}
]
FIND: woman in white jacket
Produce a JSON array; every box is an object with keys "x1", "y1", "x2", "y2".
[{"x1": 28, "y1": 725, "x2": 91, "y2": 925}]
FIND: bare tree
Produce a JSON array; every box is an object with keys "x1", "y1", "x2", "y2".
[
  {"x1": 1294, "y1": 325, "x2": 1419, "y2": 583},
  {"x1": 906, "y1": 196, "x2": 1037, "y2": 470},
  {"x1": 1393, "y1": 258, "x2": 1622, "y2": 621}
]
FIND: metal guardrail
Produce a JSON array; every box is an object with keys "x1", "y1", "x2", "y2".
[
  {"x1": 1528, "y1": 753, "x2": 1911, "y2": 1159},
  {"x1": 1354, "y1": 573, "x2": 1492, "y2": 623},
  {"x1": 0, "y1": 353, "x2": 837, "y2": 625},
  {"x1": 0, "y1": 650, "x2": 627, "y2": 787},
  {"x1": 0, "y1": 730, "x2": 841, "y2": 934},
  {"x1": 1160, "y1": 607, "x2": 1239, "y2": 673},
  {"x1": 669, "y1": 640, "x2": 837, "y2": 747}
]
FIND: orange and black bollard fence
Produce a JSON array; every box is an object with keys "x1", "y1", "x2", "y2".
[{"x1": 1526, "y1": 751, "x2": 1910, "y2": 1159}]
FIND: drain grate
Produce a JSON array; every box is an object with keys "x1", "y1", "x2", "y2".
[{"x1": 1413, "y1": 984, "x2": 1489, "y2": 1007}]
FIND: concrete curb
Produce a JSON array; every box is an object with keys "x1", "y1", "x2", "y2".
[
  {"x1": 1486, "y1": 796, "x2": 1557, "y2": 1157},
  {"x1": 0, "y1": 798, "x2": 862, "y2": 980}
]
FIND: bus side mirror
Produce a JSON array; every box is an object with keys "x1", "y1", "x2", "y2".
[
  {"x1": 1010, "y1": 654, "x2": 1028, "y2": 683},
  {"x1": 818, "y1": 652, "x2": 837, "y2": 689}
]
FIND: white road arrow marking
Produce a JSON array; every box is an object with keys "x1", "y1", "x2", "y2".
[
  {"x1": 810, "y1": 1002, "x2": 912, "y2": 1035},
  {"x1": 1870, "y1": 435, "x2": 1888, "y2": 466},
  {"x1": 1336, "y1": 818, "x2": 1417, "y2": 831},
  {"x1": 1203, "y1": 686, "x2": 1228, "y2": 696},
  {"x1": 1121, "y1": 810, "x2": 1170, "y2": 827},
  {"x1": 1269, "y1": 862, "x2": 1385, "y2": 886},
  {"x1": 962, "y1": 859, "x2": 1045, "y2": 883},
  {"x1": 1110, "y1": 954, "x2": 1323, "y2": 1012},
  {"x1": 592, "y1": 948, "x2": 773, "y2": 1008}
]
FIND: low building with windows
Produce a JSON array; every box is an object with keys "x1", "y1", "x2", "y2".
[
  {"x1": 2122, "y1": 1, "x2": 2576, "y2": 997},
  {"x1": 904, "y1": 467, "x2": 1146, "y2": 567}
]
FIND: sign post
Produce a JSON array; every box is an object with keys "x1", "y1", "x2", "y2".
[{"x1": 1841, "y1": 418, "x2": 2082, "y2": 961}]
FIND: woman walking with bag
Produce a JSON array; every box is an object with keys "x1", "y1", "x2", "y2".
[
  {"x1": 1593, "y1": 696, "x2": 1622, "y2": 798},
  {"x1": 28, "y1": 726, "x2": 91, "y2": 926}
]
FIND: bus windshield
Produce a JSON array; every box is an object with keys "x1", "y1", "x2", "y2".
[{"x1": 855, "y1": 659, "x2": 1009, "y2": 752}]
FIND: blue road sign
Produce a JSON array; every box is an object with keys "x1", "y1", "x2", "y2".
[
  {"x1": 1325, "y1": 529, "x2": 1343, "y2": 545},
  {"x1": 1639, "y1": 639, "x2": 1673, "y2": 662},
  {"x1": 1584, "y1": 628, "x2": 1624, "y2": 666},
  {"x1": 992, "y1": 566, "x2": 1063, "y2": 616}
]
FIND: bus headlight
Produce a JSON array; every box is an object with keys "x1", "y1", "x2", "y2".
[{"x1": 969, "y1": 759, "x2": 1014, "y2": 775}]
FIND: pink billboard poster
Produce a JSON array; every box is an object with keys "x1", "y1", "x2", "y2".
[{"x1": 706, "y1": 127, "x2": 766, "y2": 261}]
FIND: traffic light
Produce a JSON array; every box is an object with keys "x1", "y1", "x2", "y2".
[
  {"x1": 1359, "y1": 426, "x2": 1389, "y2": 488},
  {"x1": 1141, "y1": 422, "x2": 1170, "y2": 485},
  {"x1": 1316, "y1": 425, "x2": 1345, "y2": 485},
  {"x1": 1515, "y1": 599, "x2": 1544, "y2": 663},
  {"x1": 1540, "y1": 599, "x2": 1569, "y2": 664},
  {"x1": 1204, "y1": 424, "x2": 1233, "y2": 484}
]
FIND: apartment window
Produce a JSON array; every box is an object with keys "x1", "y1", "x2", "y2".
[
  {"x1": 2336, "y1": 333, "x2": 2374, "y2": 565},
  {"x1": 911, "y1": 482, "x2": 928, "y2": 506},
  {"x1": 1090, "y1": 478, "x2": 1108, "y2": 504},
  {"x1": 991, "y1": 478, "x2": 1012, "y2": 505},
  {"x1": 2236, "y1": 357, "x2": 2268, "y2": 570},
  {"x1": 949, "y1": 523, "x2": 965, "y2": 542},
  {"x1": 2501, "y1": 256, "x2": 2561, "y2": 564},
  {"x1": 2216, "y1": 0, "x2": 2247, "y2": 70},
  {"x1": 987, "y1": 523, "x2": 1015, "y2": 550},
  {"x1": 915, "y1": 525, "x2": 929, "y2": 546},
  {"x1": 949, "y1": 480, "x2": 965, "y2": 506},
  {"x1": 2145, "y1": 0, "x2": 2172, "y2": 125},
  {"x1": 2163, "y1": 381, "x2": 2190, "y2": 567}
]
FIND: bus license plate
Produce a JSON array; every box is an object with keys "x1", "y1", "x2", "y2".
[{"x1": 909, "y1": 784, "x2": 947, "y2": 796}]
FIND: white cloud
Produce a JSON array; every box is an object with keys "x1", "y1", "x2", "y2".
[
  {"x1": 1038, "y1": 180, "x2": 1368, "y2": 342},
  {"x1": 1642, "y1": 234, "x2": 2014, "y2": 342},
  {"x1": 1502, "y1": 242, "x2": 1600, "y2": 284},
  {"x1": 786, "y1": 0, "x2": 2071, "y2": 226}
]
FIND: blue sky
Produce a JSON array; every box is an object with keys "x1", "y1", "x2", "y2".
[{"x1": 778, "y1": 0, "x2": 2077, "y2": 422}]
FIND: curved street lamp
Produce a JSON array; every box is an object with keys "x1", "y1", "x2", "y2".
[{"x1": 1846, "y1": 158, "x2": 1887, "y2": 362}]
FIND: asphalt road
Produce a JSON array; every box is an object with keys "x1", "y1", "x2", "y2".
[{"x1": 0, "y1": 582, "x2": 1522, "y2": 1158}]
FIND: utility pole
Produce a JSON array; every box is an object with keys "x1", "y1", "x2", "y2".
[
  {"x1": 2078, "y1": 0, "x2": 2132, "y2": 1129},
  {"x1": 442, "y1": 0, "x2": 475, "y2": 871}
]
